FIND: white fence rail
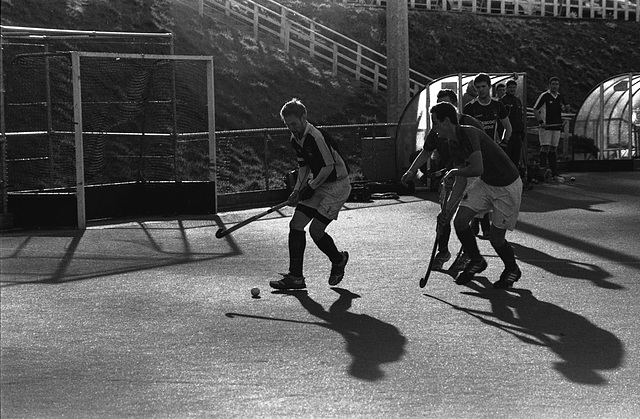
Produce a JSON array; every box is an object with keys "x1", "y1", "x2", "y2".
[
  {"x1": 332, "y1": 0, "x2": 639, "y2": 21},
  {"x1": 178, "y1": 0, "x2": 434, "y2": 95}
]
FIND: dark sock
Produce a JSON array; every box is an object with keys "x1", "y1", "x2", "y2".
[
  {"x1": 438, "y1": 224, "x2": 451, "y2": 253},
  {"x1": 493, "y1": 240, "x2": 517, "y2": 269},
  {"x1": 481, "y1": 214, "x2": 491, "y2": 234},
  {"x1": 548, "y1": 151, "x2": 558, "y2": 176},
  {"x1": 288, "y1": 229, "x2": 306, "y2": 277},
  {"x1": 456, "y1": 226, "x2": 480, "y2": 260},
  {"x1": 539, "y1": 151, "x2": 548, "y2": 169},
  {"x1": 313, "y1": 233, "x2": 342, "y2": 264}
]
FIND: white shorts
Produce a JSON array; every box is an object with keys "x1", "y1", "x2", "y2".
[
  {"x1": 460, "y1": 177, "x2": 522, "y2": 231},
  {"x1": 300, "y1": 177, "x2": 351, "y2": 220},
  {"x1": 539, "y1": 129, "x2": 562, "y2": 147}
]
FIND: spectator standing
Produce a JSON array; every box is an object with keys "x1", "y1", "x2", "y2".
[{"x1": 533, "y1": 77, "x2": 570, "y2": 183}]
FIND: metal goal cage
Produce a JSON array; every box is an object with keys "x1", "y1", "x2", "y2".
[{"x1": 3, "y1": 49, "x2": 216, "y2": 228}]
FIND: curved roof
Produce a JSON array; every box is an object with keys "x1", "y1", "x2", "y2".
[
  {"x1": 573, "y1": 73, "x2": 639, "y2": 159},
  {"x1": 396, "y1": 73, "x2": 526, "y2": 156}
]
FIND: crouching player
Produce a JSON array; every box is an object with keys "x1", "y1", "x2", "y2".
[{"x1": 430, "y1": 102, "x2": 523, "y2": 289}]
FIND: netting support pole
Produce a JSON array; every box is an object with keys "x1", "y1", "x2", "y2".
[
  {"x1": 206, "y1": 59, "x2": 217, "y2": 214},
  {"x1": 71, "y1": 52, "x2": 86, "y2": 229},
  {"x1": 0, "y1": 34, "x2": 7, "y2": 218},
  {"x1": 45, "y1": 44, "x2": 54, "y2": 185}
]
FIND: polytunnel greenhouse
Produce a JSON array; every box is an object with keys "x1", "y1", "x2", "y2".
[{"x1": 573, "y1": 73, "x2": 639, "y2": 160}]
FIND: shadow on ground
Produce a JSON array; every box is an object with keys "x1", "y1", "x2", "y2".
[
  {"x1": 426, "y1": 279, "x2": 624, "y2": 386},
  {"x1": 227, "y1": 287, "x2": 406, "y2": 381}
]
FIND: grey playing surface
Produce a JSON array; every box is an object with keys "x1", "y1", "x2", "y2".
[{"x1": 2, "y1": 172, "x2": 639, "y2": 418}]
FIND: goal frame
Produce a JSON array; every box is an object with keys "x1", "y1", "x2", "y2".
[{"x1": 69, "y1": 51, "x2": 217, "y2": 228}]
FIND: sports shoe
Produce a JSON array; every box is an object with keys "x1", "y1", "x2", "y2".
[
  {"x1": 328, "y1": 251, "x2": 349, "y2": 286},
  {"x1": 432, "y1": 250, "x2": 451, "y2": 270},
  {"x1": 270, "y1": 273, "x2": 306, "y2": 290},
  {"x1": 455, "y1": 256, "x2": 487, "y2": 285},
  {"x1": 553, "y1": 175, "x2": 565, "y2": 183},
  {"x1": 450, "y1": 252, "x2": 471, "y2": 272},
  {"x1": 543, "y1": 168, "x2": 552, "y2": 183},
  {"x1": 493, "y1": 266, "x2": 522, "y2": 289}
]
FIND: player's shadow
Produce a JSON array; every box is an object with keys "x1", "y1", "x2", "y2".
[
  {"x1": 511, "y1": 242, "x2": 622, "y2": 289},
  {"x1": 273, "y1": 288, "x2": 407, "y2": 381},
  {"x1": 429, "y1": 281, "x2": 623, "y2": 385}
]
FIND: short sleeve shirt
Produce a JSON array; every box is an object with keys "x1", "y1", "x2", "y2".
[
  {"x1": 291, "y1": 123, "x2": 348, "y2": 182},
  {"x1": 449, "y1": 126, "x2": 520, "y2": 187},
  {"x1": 463, "y1": 98, "x2": 509, "y2": 141}
]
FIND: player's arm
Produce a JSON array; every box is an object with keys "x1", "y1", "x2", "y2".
[
  {"x1": 532, "y1": 94, "x2": 545, "y2": 127},
  {"x1": 289, "y1": 165, "x2": 311, "y2": 206},
  {"x1": 308, "y1": 164, "x2": 334, "y2": 189},
  {"x1": 307, "y1": 132, "x2": 337, "y2": 190},
  {"x1": 499, "y1": 116, "x2": 512, "y2": 145},
  {"x1": 401, "y1": 146, "x2": 433, "y2": 185},
  {"x1": 443, "y1": 174, "x2": 467, "y2": 214}
]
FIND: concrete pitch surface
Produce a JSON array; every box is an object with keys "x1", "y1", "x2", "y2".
[{"x1": 1, "y1": 172, "x2": 639, "y2": 419}]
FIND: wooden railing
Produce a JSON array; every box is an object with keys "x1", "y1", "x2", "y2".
[
  {"x1": 177, "y1": 0, "x2": 434, "y2": 95},
  {"x1": 330, "y1": 0, "x2": 639, "y2": 22}
]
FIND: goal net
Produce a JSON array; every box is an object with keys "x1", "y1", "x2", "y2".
[{"x1": 5, "y1": 51, "x2": 216, "y2": 228}]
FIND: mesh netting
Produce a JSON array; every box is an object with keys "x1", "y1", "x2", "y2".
[{"x1": 5, "y1": 53, "x2": 213, "y2": 192}]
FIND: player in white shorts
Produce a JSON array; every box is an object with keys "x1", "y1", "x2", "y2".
[
  {"x1": 429, "y1": 102, "x2": 523, "y2": 289},
  {"x1": 270, "y1": 98, "x2": 351, "y2": 291}
]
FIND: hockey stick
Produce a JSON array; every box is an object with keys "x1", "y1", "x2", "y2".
[
  {"x1": 419, "y1": 183, "x2": 451, "y2": 288},
  {"x1": 215, "y1": 201, "x2": 288, "y2": 238},
  {"x1": 420, "y1": 183, "x2": 467, "y2": 287}
]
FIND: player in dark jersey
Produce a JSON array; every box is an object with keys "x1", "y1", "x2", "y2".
[
  {"x1": 431, "y1": 102, "x2": 523, "y2": 289},
  {"x1": 463, "y1": 73, "x2": 513, "y2": 240},
  {"x1": 270, "y1": 98, "x2": 351, "y2": 290},
  {"x1": 463, "y1": 73, "x2": 512, "y2": 145},
  {"x1": 533, "y1": 77, "x2": 570, "y2": 183},
  {"x1": 403, "y1": 89, "x2": 483, "y2": 272},
  {"x1": 500, "y1": 79, "x2": 526, "y2": 169}
]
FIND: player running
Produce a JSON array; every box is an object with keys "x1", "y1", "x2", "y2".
[
  {"x1": 430, "y1": 102, "x2": 523, "y2": 289},
  {"x1": 402, "y1": 89, "x2": 483, "y2": 272},
  {"x1": 269, "y1": 98, "x2": 351, "y2": 290}
]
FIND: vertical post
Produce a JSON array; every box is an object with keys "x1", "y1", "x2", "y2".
[
  {"x1": 170, "y1": 60, "x2": 179, "y2": 182},
  {"x1": 207, "y1": 59, "x2": 217, "y2": 213},
  {"x1": 310, "y1": 22, "x2": 316, "y2": 58},
  {"x1": 599, "y1": 83, "x2": 605, "y2": 159},
  {"x1": 263, "y1": 131, "x2": 270, "y2": 191},
  {"x1": 521, "y1": 72, "x2": 528, "y2": 169},
  {"x1": 0, "y1": 34, "x2": 7, "y2": 220},
  {"x1": 387, "y1": 0, "x2": 410, "y2": 180},
  {"x1": 628, "y1": 73, "x2": 633, "y2": 159},
  {"x1": 253, "y1": 4, "x2": 260, "y2": 41},
  {"x1": 355, "y1": 45, "x2": 362, "y2": 81},
  {"x1": 45, "y1": 45, "x2": 54, "y2": 185},
  {"x1": 71, "y1": 52, "x2": 86, "y2": 229}
]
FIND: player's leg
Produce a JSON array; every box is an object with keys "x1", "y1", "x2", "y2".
[
  {"x1": 488, "y1": 178, "x2": 523, "y2": 289},
  {"x1": 310, "y1": 178, "x2": 351, "y2": 285},
  {"x1": 433, "y1": 223, "x2": 452, "y2": 270},
  {"x1": 548, "y1": 131, "x2": 563, "y2": 181},
  {"x1": 453, "y1": 206, "x2": 487, "y2": 284},
  {"x1": 538, "y1": 130, "x2": 552, "y2": 181},
  {"x1": 270, "y1": 207, "x2": 312, "y2": 290},
  {"x1": 479, "y1": 212, "x2": 491, "y2": 239}
]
